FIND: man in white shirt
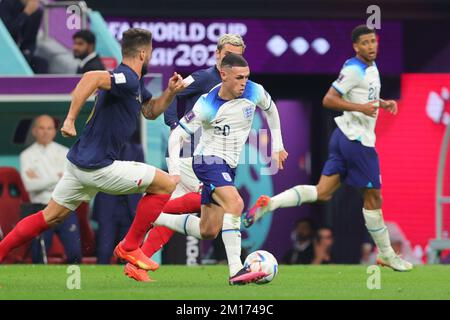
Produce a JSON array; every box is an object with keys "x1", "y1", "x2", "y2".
[
  {"x1": 244, "y1": 25, "x2": 412, "y2": 272},
  {"x1": 20, "y1": 115, "x2": 82, "y2": 263}
]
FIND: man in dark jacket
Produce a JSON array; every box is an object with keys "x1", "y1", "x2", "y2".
[{"x1": 72, "y1": 29, "x2": 105, "y2": 74}]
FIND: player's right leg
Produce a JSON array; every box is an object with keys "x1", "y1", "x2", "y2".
[
  {"x1": 0, "y1": 163, "x2": 87, "y2": 262},
  {"x1": 244, "y1": 174, "x2": 341, "y2": 228},
  {"x1": 0, "y1": 200, "x2": 74, "y2": 262}
]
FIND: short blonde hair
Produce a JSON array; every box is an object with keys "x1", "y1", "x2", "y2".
[{"x1": 217, "y1": 34, "x2": 246, "y2": 52}]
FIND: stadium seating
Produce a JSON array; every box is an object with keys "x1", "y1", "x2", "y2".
[
  {"x1": 0, "y1": 167, "x2": 30, "y2": 262},
  {"x1": 0, "y1": 20, "x2": 33, "y2": 75}
]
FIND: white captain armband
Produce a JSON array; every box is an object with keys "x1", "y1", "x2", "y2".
[{"x1": 113, "y1": 72, "x2": 126, "y2": 84}]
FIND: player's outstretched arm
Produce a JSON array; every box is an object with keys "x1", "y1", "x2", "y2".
[
  {"x1": 167, "y1": 126, "x2": 191, "y2": 177},
  {"x1": 167, "y1": 105, "x2": 202, "y2": 177},
  {"x1": 142, "y1": 72, "x2": 185, "y2": 120},
  {"x1": 61, "y1": 71, "x2": 111, "y2": 137},
  {"x1": 322, "y1": 87, "x2": 378, "y2": 118},
  {"x1": 263, "y1": 101, "x2": 288, "y2": 170}
]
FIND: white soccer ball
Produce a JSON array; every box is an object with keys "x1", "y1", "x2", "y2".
[{"x1": 244, "y1": 250, "x2": 278, "y2": 284}]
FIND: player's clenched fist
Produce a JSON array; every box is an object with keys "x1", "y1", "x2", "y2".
[
  {"x1": 380, "y1": 99, "x2": 398, "y2": 115},
  {"x1": 168, "y1": 72, "x2": 185, "y2": 94},
  {"x1": 359, "y1": 100, "x2": 379, "y2": 118},
  {"x1": 273, "y1": 149, "x2": 289, "y2": 170},
  {"x1": 61, "y1": 118, "x2": 77, "y2": 137}
]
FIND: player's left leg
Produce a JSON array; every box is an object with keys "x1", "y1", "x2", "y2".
[
  {"x1": 87, "y1": 159, "x2": 173, "y2": 270},
  {"x1": 362, "y1": 188, "x2": 412, "y2": 271},
  {"x1": 211, "y1": 186, "x2": 267, "y2": 285},
  {"x1": 115, "y1": 167, "x2": 176, "y2": 270},
  {"x1": 343, "y1": 139, "x2": 412, "y2": 272},
  {"x1": 139, "y1": 192, "x2": 201, "y2": 257},
  {"x1": 244, "y1": 174, "x2": 341, "y2": 228},
  {"x1": 139, "y1": 158, "x2": 201, "y2": 260},
  {"x1": 125, "y1": 190, "x2": 201, "y2": 282}
]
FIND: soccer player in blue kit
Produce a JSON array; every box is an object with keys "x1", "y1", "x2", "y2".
[
  {"x1": 0, "y1": 28, "x2": 186, "y2": 271},
  {"x1": 244, "y1": 25, "x2": 413, "y2": 271}
]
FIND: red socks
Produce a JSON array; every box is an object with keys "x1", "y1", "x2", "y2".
[
  {"x1": 0, "y1": 211, "x2": 49, "y2": 262},
  {"x1": 122, "y1": 193, "x2": 170, "y2": 251},
  {"x1": 141, "y1": 226, "x2": 175, "y2": 258},
  {"x1": 163, "y1": 192, "x2": 201, "y2": 214},
  {"x1": 140, "y1": 192, "x2": 201, "y2": 258}
]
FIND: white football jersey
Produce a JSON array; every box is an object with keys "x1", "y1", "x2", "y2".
[
  {"x1": 332, "y1": 57, "x2": 381, "y2": 147},
  {"x1": 178, "y1": 81, "x2": 276, "y2": 168}
]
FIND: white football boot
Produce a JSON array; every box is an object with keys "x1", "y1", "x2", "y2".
[{"x1": 376, "y1": 253, "x2": 413, "y2": 272}]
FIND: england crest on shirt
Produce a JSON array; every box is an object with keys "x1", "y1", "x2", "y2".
[
  {"x1": 242, "y1": 106, "x2": 253, "y2": 120},
  {"x1": 222, "y1": 172, "x2": 232, "y2": 182}
]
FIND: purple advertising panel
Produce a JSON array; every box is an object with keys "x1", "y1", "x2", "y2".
[
  {"x1": 235, "y1": 99, "x2": 312, "y2": 260},
  {"x1": 259, "y1": 100, "x2": 312, "y2": 259},
  {"x1": 106, "y1": 18, "x2": 402, "y2": 75}
]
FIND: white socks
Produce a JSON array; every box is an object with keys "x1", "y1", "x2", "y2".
[
  {"x1": 155, "y1": 212, "x2": 244, "y2": 276},
  {"x1": 154, "y1": 213, "x2": 202, "y2": 239},
  {"x1": 269, "y1": 185, "x2": 318, "y2": 211},
  {"x1": 222, "y1": 213, "x2": 243, "y2": 277},
  {"x1": 363, "y1": 208, "x2": 395, "y2": 257}
]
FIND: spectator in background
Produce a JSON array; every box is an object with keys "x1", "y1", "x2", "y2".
[
  {"x1": 20, "y1": 115, "x2": 81, "y2": 263},
  {"x1": 0, "y1": 0, "x2": 47, "y2": 73},
  {"x1": 312, "y1": 227, "x2": 334, "y2": 264},
  {"x1": 72, "y1": 30, "x2": 105, "y2": 74},
  {"x1": 282, "y1": 217, "x2": 315, "y2": 264}
]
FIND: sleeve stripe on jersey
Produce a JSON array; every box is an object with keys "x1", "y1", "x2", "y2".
[
  {"x1": 263, "y1": 99, "x2": 273, "y2": 112},
  {"x1": 179, "y1": 121, "x2": 194, "y2": 135},
  {"x1": 332, "y1": 83, "x2": 344, "y2": 96}
]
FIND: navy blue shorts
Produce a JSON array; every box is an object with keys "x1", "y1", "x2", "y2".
[
  {"x1": 192, "y1": 155, "x2": 236, "y2": 205},
  {"x1": 322, "y1": 128, "x2": 381, "y2": 189}
]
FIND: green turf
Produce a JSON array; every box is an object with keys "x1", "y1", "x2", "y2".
[{"x1": 0, "y1": 265, "x2": 449, "y2": 300}]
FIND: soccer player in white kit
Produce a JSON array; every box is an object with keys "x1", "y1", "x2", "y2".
[
  {"x1": 154, "y1": 53, "x2": 288, "y2": 284},
  {"x1": 244, "y1": 25, "x2": 413, "y2": 272}
]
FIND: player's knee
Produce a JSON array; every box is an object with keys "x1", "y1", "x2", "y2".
[
  {"x1": 156, "y1": 178, "x2": 176, "y2": 195},
  {"x1": 43, "y1": 211, "x2": 66, "y2": 227},
  {"x1": 316, "y1": 185, "x2": 332, "y2": 202},
  {"x1": 200, "y1": 225, "x2": 220, "y2": 240},
  {"x1": 364, "y1": 191, "x2": 382, "y2": 209},
  {"x1": 234, "y1": 197, "x2": 245, "y2": 213},
  {"x1": 165, "y1": 179, "x2": 177, "y2": 194},
  {"x1": 223, "y1": 196, "x2": 244, "y2": 214}
]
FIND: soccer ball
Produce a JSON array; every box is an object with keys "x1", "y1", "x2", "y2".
[{"x1": 244, "y1": 250, "x2": 278, "y2": 284}]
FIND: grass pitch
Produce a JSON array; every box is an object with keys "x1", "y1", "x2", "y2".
[{"x1": 0, "y1": 265, "x2": 449, "y2": 300}]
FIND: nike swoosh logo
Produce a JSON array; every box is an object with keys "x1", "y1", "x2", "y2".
[{"x1": 215, "y1": 119, "x2": 224, "y2": 124}]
